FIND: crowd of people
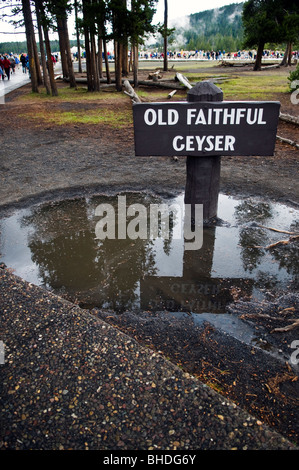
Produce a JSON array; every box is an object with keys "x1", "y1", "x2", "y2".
[
  {"x1": 139, "y1": 49, "x2": 299, "y2": 61},
  {"x1": 1, "y1": 47, "x2": 298, "y2": 80},
  {"x1": 0, "y1": 52, "x2": 59, "y2": 80},
  {"x1": 0, "y1": 53, "x2": 29, "y2": 80}
]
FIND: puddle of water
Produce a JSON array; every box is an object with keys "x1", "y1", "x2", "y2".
[
  {"x1": 1, "y1": 191, "x2": 299, "y2": 374},
  {"x1": 1, "y1": 191, "x2": 298, "y2": 361},
  {"x1": 0, "y1": 192, "x2": 298, "y2": 315}
]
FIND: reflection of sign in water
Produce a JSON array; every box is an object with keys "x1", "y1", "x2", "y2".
[
  {"x1": 140, "y1": 225, "x2": 253, "y2": 314},
  {"x1": 133, "y1": 101, "x2": 280, "y2": 157},
  {"x1": 140, "y1": 277, "x2": 253, "y2": 314}
]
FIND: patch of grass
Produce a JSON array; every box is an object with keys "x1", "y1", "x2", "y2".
[
  {"x1": 136, "y1": 89, "x2": 169, "y2": 100},
  {"x1": 174, "y1": 61, "x2": 219, "y2": 71},
  {"x1": 219, "y1": 75, "x2": 289, "y2": 100},
  {"x1": 184, "y1": 72, "x2": 289, "y2": 100},
  {"x1": 20, "y1": 108, "x2": 133, "y2": 128}
]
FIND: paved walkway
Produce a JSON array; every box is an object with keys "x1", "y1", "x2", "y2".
[
  {"x1": 0, "y1": 67, "x2": 30, "y2": 102},
  {"x1": 0, "y1": 267, "x2": 297, "y2": 451}
]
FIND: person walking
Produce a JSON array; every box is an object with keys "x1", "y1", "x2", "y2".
[
  {"x1": 0, "y1": 56, "x2": 4, "y2": 80},
  {"x1": 9, "y1": 55, "x2": 16, "y2": 74},
  {"x1": 20, "y1": 53, "x2": 27, "y2": 73},
  {"x1": 2, "y1": 56, "x2": 11, "y2": 80}
]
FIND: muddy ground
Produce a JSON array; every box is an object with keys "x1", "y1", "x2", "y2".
[{"x1": 0, "y1": 64, "x2": 298, "y2": 445}]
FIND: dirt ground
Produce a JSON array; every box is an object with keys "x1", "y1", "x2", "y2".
[
  {"x1": 0, "y1": 64, "x2": 298, "y2": 445},
  {"x1": 0, "y1": 65, "x2": 299, "y2": 210}
]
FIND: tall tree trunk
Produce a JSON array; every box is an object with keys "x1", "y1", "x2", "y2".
[
  {"x1": 280, "y1": 42, "x2": 291, "y2": 66},
  {"x1": 37, "y1": 0, "x2": 58, "y2": 96},
  {"x1": 91, "y1": 33, "x2": 100, "y2": 91},
  {"x1": 129, "y1": 45, "x2": 133, "y2": 72},
  {"x1": 57, "y1": 16, "x2": 69, "y2": 78},
  {"x1": 133, "y1": 41, "x2": 138, "y2": 87},
  {"x1": 74, "y1": 0, "x2": 82, "y2": 73},
  {"x1": 98, "y1": 34, "x2": 103, "y2": 78},
  {"x1": 122, "y1": 41, "x2": 128, "y2": 76},
  {"x1": 62, "y1": 15, "x2": 76, "y2": 88},
  {"x1": 115, "y1": 40, "x2": 123, "y2": 91},
  {"x1": 288, "y1": 42, "x2": 293, "y2": 66},
  {"x1": 21, "y1": 0, "x2": 39, "y2": 93},
  {"x1": 121, "y1": 0, "x2": 128, "y2": 76},
  {"x1": 253, "y1": 40, "x2": 264, "y2": 71},
  {"x1": 163, "y1": 0, "x2": 168, "y2": 72},
  {"x1": 43, "y1": 26, "x2": 58, "y2": 96},
  {"x1": 35, "y1": 0, "x2": 51, "y2": 94},
  {"x1": 84, "y1": 26, "x2": 93, "y2": 91},
  {"x1": 103, "y1": 36, "x2": 111, "y2": 83},
  {"x1": 33, "y1": 33, "x2": 43, "y2": 85}
]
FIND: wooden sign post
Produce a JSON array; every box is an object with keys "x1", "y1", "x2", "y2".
[
  {"x1": 185, "y1": 81, "x2": 223, "y2": 221},
  {"x1": 133, "y1": 81, "x2": 280, "y2": 222}
]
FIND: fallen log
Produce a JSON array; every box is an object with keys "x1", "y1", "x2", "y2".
[
  {"x1": 137, "y1": 80, "x2": 182, "y2": 89},
  {"x1": 279, "y1": 113, "x2": 299, "y2": 126},
  {"x1": 64, "y1": 75, "x2": 185, "y2": 90},
  {"x1": 276, "y1": 135, "x2": 299, "y2": 149},
  {"x1": 168, "y1": 89, "x2": 177, "y2": 99},
  {"x1": 123, "y1": 79, "x2": 141, "y2": 103},
  {"x1": 257, "y1": 224, "x2": 298, "y2": 235},
  {"x1": 253, "y1": 234, "x2": 299, "y2": 250},
  {"x1": 220, "y1": 60, "x2": 254, "y2": 67},
  {"x1": 271, "y1": 319, "x2": 299, "y2": 333},
  {"x1": 175, "y1": 72, "x2": 193, "y2": 89},
  {"x1": 261, "y1": 64, "x2": 280, "y2": 70},
  {"x1": 148, "y1": 70, "x2": 162, "y2": 81}
]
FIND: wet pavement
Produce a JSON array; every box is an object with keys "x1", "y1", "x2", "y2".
[{"x1": 0, "y1": 67, "x2": 30, "y2": 102}]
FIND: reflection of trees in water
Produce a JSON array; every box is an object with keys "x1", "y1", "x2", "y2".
[
  {"x1": 235, "y1": 199, "x2": 272, "y2": 273},
  {"x1": 270, "y1": 242, "x2": 299, "y2": 278},
  {"x1": 235, "y1": 200, "x2": 299, "y2": 282},
  {"x1": 21, "y1": 194, "x2": 183, "y2": 311},
  {"x1": 280, "y1": 221, "x2": 299, "y2": 284},
  {"x1": 238, "y1": 227, "x2": 268, "y2": 272},
  {"x1": 253, "y1": 271, "x2": 280, "y2": 292},
  {"x1": 234, "y1": 199, "x2": 273, "y2": 224}
]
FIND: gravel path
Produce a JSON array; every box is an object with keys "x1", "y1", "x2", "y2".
[{"x1": 0, "y1": 267, "x2": 296, "y2": 450}]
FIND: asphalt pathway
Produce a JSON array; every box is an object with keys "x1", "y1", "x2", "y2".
[{"x1": 0, "y1": 67, "x2": 30, "y2": 102}]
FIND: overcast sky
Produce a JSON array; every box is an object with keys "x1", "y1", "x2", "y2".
[{"x1": 0, "y1": 0, "x2": 242, "y2": 44}]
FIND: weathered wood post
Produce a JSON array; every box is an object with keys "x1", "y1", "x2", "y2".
[{"x1": 185, "y1": 81, "x2": 223, "y2": 223}]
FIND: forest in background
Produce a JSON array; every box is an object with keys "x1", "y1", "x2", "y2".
[
  {"x1": 185, "y1": 3, "x2": 244, "y2": 52},
  {"x1": 1, "y1": 0, "x2": 298, "y2": 95},
  {"x1": 2, "y1": 2, "x2": 298, "y2": 57},
  {"x1": 152, "y1": 3, "x2": 245, "y2": 52},
  {"x1": 1, "y1": 3, "x2": 245, "y2": 55},
  {"x1": 0, "y1": 39, "x2": 80, "y2": 54}
]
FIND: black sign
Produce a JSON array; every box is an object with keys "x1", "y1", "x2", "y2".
[{"x1": 133, "y1": 101, "x2": 280, "y2": 157}]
